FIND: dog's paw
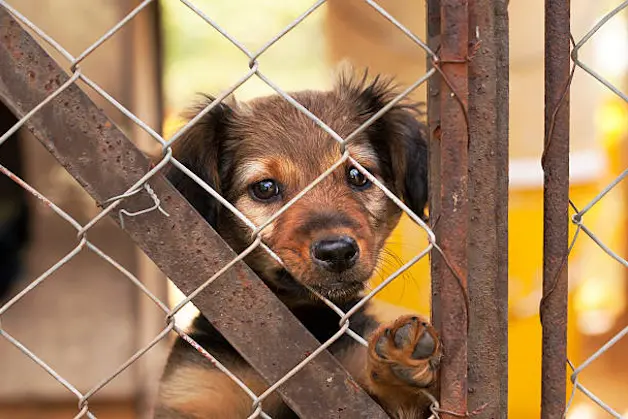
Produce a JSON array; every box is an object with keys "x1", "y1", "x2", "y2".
[{"x1": 367, "y1": 315, "x2": 441, "y2": 389}]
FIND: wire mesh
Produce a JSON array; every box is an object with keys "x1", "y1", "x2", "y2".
[
  {"x1": 0, "y1": 1, "x2": 465, "y2": 417},
  {"x1": 560, "y1": 2, "x2": 628, "y2": 418},
  {"x1": 1, "y1": 0, "x2": 621, "y2": 417}
]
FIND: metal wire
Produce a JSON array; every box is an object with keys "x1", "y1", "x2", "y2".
[
  {"x1": 3, "y1": 0, "x2": 624, "y2": 416},
  {"x1": 0, "y1": 0, "x2": 450, "y2": 417},
  {"x1": 561, "y1": 3, "x2": 628, "y2": 416}
]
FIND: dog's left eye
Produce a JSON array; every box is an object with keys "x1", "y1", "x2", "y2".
[
  {"x1": 347, "y1": 166, "x2": 371, "y2": 189},
  {"x1": 249, "y1": 179, "x2": 281, "y2": 201}
]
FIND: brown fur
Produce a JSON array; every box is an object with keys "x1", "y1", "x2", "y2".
[
  {"x1": 157, "y1": 70, "x2": 438, "y2": 418},
  {"x1": 156, "y1": 366, "x2": 284, "y2": 419}
]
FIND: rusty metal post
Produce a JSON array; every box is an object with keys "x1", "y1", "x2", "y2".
[
  {"x1": 541, "y1": 0, "x2": 570, "y2": 418},
  {"x1": 427, "y1": 0, "x2": 442, "y2": 332},
  {"x1": 429, "y1": 1, "x2": 469, "y2": 417},
  {"x1": 467, "y1": 0, "x2": 509, "y2": 417}
]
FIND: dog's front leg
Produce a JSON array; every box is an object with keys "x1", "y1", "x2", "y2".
[{"x1": 365, "y1": 315, "x2": 442, "y2": 419}]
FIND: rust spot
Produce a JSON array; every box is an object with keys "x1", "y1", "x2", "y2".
[
  {"x1": 433, "y1": 124, "x2": 442, "y2": 141},
  {"x1": 44, "y1": 79, "x2": 56, "y2": 91}
]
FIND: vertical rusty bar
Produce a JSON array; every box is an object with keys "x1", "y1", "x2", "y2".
[
  {"x1": 432, "y1": 1, "x2": 469, "y2": 417},
  {"x1": 427, "y1": 0, "x2": 442, "y2": 331},
  {"x1": 542, "y1": 0, "x2": 570, "y2": 418},
  {"x1": 467, "y1": 0, "x2": 509, "y2": 417},
  {"x1": 494, "y1": 1, "x2": 509, "y2": 412}
]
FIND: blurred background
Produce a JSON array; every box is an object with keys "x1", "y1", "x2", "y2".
[{"x1": 0, "y1": 1, "x2": 626, "y2": 418}]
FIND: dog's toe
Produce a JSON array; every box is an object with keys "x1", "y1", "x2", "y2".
[{"x1": 368, "y1": 315, "x2": 441, "y2": 388}]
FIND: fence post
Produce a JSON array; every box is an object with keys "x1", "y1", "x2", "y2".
[
  {"x1": 429, "y1": 1, "x2": 469, "y2": 417},
  {"x1": 541, "y1": 0, "x2": 570, "y2": 418},
  {"x1": 467, "y1": 0, "x2": 509, "y2": 417},
  {"x1": 427, "y1": 0, "x2": 442, "y2": 332}
]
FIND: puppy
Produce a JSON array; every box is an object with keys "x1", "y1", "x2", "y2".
[{"x1": 155, "y1": 72, "x2": 441, "y2": 419}]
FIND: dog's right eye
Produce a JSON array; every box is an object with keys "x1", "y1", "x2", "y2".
[
  {"x1": 347, "y1": 166, "x2": 372, "y2": 190},
  {"x1": 249, "y1": 179, "x2": 281, "y2": 202}
]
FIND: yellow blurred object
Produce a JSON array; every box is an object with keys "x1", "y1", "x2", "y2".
[
  {"x1": 371, "y1": 179, "x2": 602, "y2": 418},
  {"x1": 573, "y1": 97, "x2": 627, "y2": 336},
  {"x1": 162, "y1": 111, "x2": 186, "y2": 140},
  {"x1": 370, "y1": 215, "x2": 432, "y2": 314},
  {"x1": 598, "y1": 99, "x2": 628, "y2": 147}
]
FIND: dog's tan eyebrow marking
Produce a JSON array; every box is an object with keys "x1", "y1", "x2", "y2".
[
  {"x1": 236, "y1": 157, "x2": 301, "y2": 186},
  {"x1": 347, "y1": 144, "x2": 379, "y2": 171},
  {"x1": 233, "y1": 159, "x2": 276, "y2": 192}
]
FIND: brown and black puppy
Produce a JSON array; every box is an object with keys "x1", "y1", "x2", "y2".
[{"x1": 155, "y1": 72, "x2": 441, "y2": 419}]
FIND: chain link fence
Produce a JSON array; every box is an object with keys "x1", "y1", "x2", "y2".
[
  {"x1": 0, "y1": 1, "x2": 494, "y2": 418},
  {"x1": 561, "y1": 2, "x2": 628, "y2": 417},
  {"x1": 7, "y1": 1, "x2": 626, "y2": 418}
]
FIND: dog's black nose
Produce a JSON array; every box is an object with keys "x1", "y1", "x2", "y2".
[{"x1": 311, "y1": 236, "x2": 359, "y2": 272}]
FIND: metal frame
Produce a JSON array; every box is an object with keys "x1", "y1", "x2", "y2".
[
  {"x1": 428, "y1": 1, "x2": 509, "y2": 417},
  {"x1": 549, "y1": 1, "x2": 628, "y2": 418}
]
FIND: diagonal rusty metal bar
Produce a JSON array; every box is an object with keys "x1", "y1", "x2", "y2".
[{"x1": 0, "y1": 7, "x2": 387, "y2": 418}]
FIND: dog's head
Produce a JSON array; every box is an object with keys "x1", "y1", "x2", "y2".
[{"x1": 166, "y1": 73, "x2": 428, "y2": 305}]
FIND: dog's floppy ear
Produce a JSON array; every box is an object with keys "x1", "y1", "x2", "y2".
[
  {"x1": 336, "y1": 71, "x2": 429, "y2": 219},
  {"x1": 389, "y1": 111, "x2": 428, "y2": 220},
  {"x1": 165, "y1": 97, "x2": 234, "y2": 227}
]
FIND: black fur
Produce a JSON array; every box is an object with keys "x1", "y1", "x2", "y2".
[
  {"x1": 338, "y1": 72, "x2": 429, "y2": 220},
  {"x1": 0, "y1": 106, "x2": 30, "y2": 302},
  {"x1": 166, "y1": 100, "x2": 234, "y2": 228}
]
